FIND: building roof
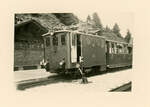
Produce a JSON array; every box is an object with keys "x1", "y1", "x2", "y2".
[
  {"x1": 15, "y1": 19, "x2": 48, "y2": 33},
  {"x1": 15, "y1": 19, "x2": 49, "y2": 41}
]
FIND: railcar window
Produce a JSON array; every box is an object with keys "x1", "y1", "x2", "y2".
[
  {"x1": 123, "y1": 44, "x2": 126, "y2": 54},
  {"x1": 121, "y1": 45, "x2": 123, "y2": 53},
  {"x1": 46, "y1": 37, "x2": 50, "y2": 47},
  {"x1": 123, "y1": 45, "x2": 125, "y2": 53},
  {"x1": 123, "y1": 44, "x2": 128, "y2": 54},
  {"x1": 116, "y1": 43, "x2": 123, "y2": 54},
  {"x1": 121, "y1": 44, "x2": 124, "y2": 54},
  {"x1": 109, "y1": 42, "x2": 112, "y2": 53},
  {"x1": 105, "y1": 42, "x2": 107, "y2": 53},
  {"x1": 119, "y1": 45, "x2": 123, "y2": 53},
  {"x1": 126, "y1": 46, "x2": 129, "y2": 54},
  {"x1": 128, "y1": 47, "x2": 132, "y2": 54},
  {"x1": 109, "y1": 42, "x2": 116, "y2": 54},
  {"x1": 61, "y1": 34, "x2": 66, "y2": 45},
  {"x1": 52, "y1": 35, "x2": 58, "y2": 46},
  {"x1": 111, "y1": 43, "x2": 115, "y2": 54},
  {"x1": 114, "y1": 43, "x2": 117, "y2": 54}
]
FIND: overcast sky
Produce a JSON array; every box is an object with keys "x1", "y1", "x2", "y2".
[{"x1": 75, "y1": 12, "x2": 134, "y2": 37}]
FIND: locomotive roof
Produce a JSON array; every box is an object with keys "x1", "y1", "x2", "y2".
[
  {"x1": 44, "y1": 30, "x2": 130, "y2": 45},
  {"x1": 54, "y1": 30, "x2": 106, "y2": 38}
]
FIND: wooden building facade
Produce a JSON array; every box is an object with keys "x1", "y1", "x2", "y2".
[{"x1": 14, "y1": 19, "x2": 48, "y2": 71}]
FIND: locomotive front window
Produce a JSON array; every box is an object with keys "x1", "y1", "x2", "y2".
[
  {"x1": 46, "y1": 37, "x2": 50, "y2": 47},
  {"x1": 61, "y1": 34, "x2": 66, "y2": 45},
  {"x1": 52, "y1": 35, "x2": 58, "y2": 46}
]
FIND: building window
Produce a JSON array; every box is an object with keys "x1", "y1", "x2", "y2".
[
  {"x1": 46, "y1": 37, "x2": 50, "y2": 47},
  {"x1": 53, "y1": 35, "x2": 58, "y2": 46}
]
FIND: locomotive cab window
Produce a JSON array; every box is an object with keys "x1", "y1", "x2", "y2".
[
  {"x1": 46, "y1": 37, "x2": 50, "y2": 47},
  {"x1": 52, "y1": 35, "x2": 58, "y2": 46},
  {"x1": 61, "y1": 34, "x2": 66, "y2": 45}
]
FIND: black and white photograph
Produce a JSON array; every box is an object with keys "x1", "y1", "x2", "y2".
[
  {"x1": 14, "y1": 13, "x2": 133, "y2": 91},
  {"x1": 1, "y1": 0, "x2": 150, "y2": 107}
]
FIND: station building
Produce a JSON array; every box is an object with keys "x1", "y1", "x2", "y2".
[{"x1": 14, "y1": 19, "x2": 48, "y2": 71}]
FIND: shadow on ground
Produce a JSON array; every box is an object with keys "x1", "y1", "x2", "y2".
[{"x1": 17, "y1": 66, "x2": 132, "y2": 91}]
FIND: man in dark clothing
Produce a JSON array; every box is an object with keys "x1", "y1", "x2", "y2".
[
  {"x1": 78, "y1": 65, "x2": 88, "y2": 84},
  {"x1": 77, "y1": 56, "x2": 88, "y2": 84}
]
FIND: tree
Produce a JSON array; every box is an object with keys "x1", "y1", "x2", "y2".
[
  {"x1": 105, "y1": 25, "x2": 111, "y2": 32},
  {"x1": 87, "y1": 15, "x2": 91, "y2": 23},
  {"x1": 125, "y1": 29, "x2": 131, "y2": 43},
  {"x1": 112, "y1": 23, "x2": 121, "y2": 37},
  {"x1": 92, "y1": 12, "x2": 103, "y2": 29},
  {"x1": 53, "y1": 13, "x2": 79, "y2": 26}
]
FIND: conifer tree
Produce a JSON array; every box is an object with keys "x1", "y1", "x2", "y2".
[
  {"x1": 112, "y1": 23, "x2": 121, "y2": 37},
  {"x1": 125, "y1": 29, "x2": 131, "y2": 43},
  {"x1": 87, "y1": 15, "x2": 91, "y2": 23},
  {"x1": 92, "y1": 12, "x2": 103, "y2": 29},
  {"x1": 105, "y1": 25, "x2": 111, "y2": 32}
]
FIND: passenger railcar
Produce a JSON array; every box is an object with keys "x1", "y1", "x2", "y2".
[
  {"x1": 105, "y1": 40, "x2": 132, "y2": 68},
  {"x1": 43, "y1": 30, "x2": 132, "y2": 74}
]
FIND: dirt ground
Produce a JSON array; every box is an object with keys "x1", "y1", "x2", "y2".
[{"x1": 14, "y1": 69, "x2": 131, "y2": 92}]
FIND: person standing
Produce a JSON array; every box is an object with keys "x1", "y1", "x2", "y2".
[{"x1": 78, "y1": 56, "x2": 88, "y2": 84}]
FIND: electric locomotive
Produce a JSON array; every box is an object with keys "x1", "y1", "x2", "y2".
[{"x1": 42, "y1": 30, "x2": 132, "y2": 74}]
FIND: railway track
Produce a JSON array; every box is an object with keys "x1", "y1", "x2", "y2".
[{"x1": 110, "y1": 82, "x2": 131, "y2": 92}]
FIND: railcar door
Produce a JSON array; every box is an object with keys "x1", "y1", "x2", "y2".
[
  {"x1": 77, "y1": 34, "x2": 81, "y2": 62},
  {"x1": 70, "y1": 33, "x2": 82, "y2": 63},
  {"x1": 71, "y1": 33, "x2": 77, "y2": 63}
]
